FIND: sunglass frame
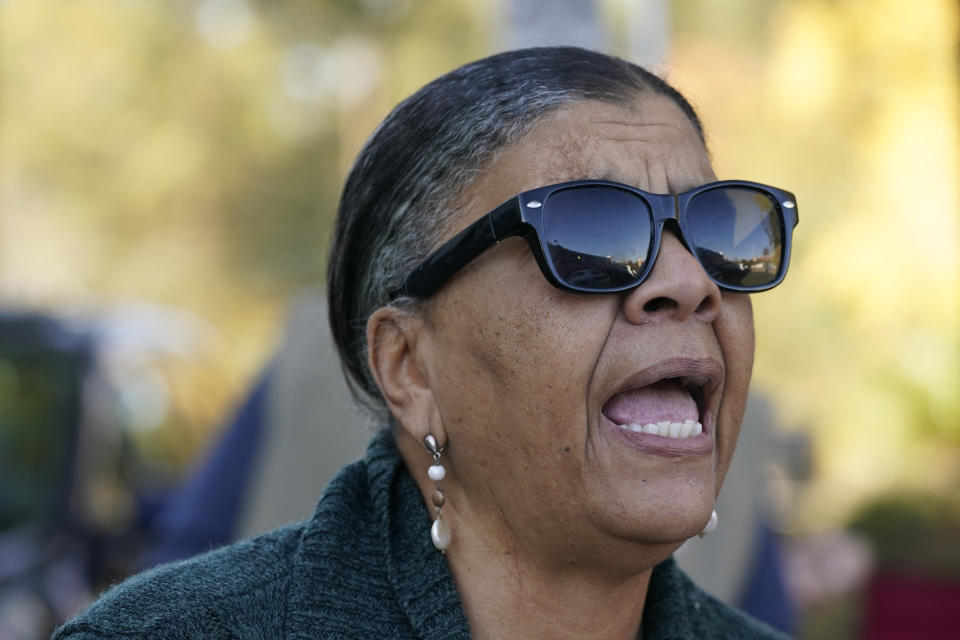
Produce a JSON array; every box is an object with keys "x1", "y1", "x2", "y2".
[{"x1": 396, "y1": 179, "x2": 798, "y2": 299}]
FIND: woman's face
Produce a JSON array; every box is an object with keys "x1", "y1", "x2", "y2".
[{"x1": 411, "y1": 96, "x2": 754, "y2": 569}]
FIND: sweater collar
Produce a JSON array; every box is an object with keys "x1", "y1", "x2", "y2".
[
  {"x1": 644, "y1": 556, "x2": 697, "y2": 639},
  {"x1": 366, "y1": 429, "x2": 473, "y2": 639}
]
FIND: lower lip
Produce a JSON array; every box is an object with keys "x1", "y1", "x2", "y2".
[{"x1": 602, "y1": 415, "x2": 715, "y2": 458}]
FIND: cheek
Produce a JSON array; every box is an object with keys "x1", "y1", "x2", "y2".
[
  {"x1": 718, "y1": 294, "x2": 754, "y2": 378},
  {"x1": 714, "y1": 294, "x2": 755, "y2": 484},
  {"x1": 427, "y1": 255, "x2": 615, "y2": 464},
  {"x1": 439, "y1": 293, "x2": 604, "y2": 417}
]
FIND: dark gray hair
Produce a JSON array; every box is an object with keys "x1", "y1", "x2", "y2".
[{"x1": 327, "y1": 47, "x2": 704, "y2": 421}]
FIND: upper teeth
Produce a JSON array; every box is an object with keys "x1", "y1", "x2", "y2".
[{"x1": 617, "y1": 420, "x2": 702, "y2": 439}]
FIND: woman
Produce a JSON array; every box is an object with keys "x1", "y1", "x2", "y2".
[{"x1": 56, "y1": 47, "x2": 795, "y2": 639}]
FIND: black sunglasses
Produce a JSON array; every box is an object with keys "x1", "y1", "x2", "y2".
[{"x1": 395, "y1": 179, "x2": 798, "y2": 299}]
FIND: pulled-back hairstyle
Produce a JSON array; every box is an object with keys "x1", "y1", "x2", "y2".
[{"x1": 327, "y1": 47, "x2": 704, "y2": 421}]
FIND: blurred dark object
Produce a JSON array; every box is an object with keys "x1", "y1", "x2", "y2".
[
  {"x1": 849, "y1": 492, "x2": 960, "y2": 579},
  {"x1": 0, "y1": 313, "x2": 87, "y2": 531},
  {"x1": 0, "y1": 313, "x2": 93, "y2": 638},
  {"x1": 849, "y1": 492, "x2": 960, "y2": 639},
  {"x1": 0, "y1": 310, "x2": 180, "y2": 638}
]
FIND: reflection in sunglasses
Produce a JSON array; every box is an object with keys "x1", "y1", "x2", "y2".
[
  {"x1": 550, "y1": 246, "x2": 645, "y2": 288},
  {"x1": 733, "y1": 192, "x2": 776, "y2": 246}
]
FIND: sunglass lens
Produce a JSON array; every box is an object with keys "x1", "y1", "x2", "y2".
[
  {"x1": 685, "y1": 187, "x2": 783, "y2": 288},
  {"x1": 543, "y1": 186, "x2": 653, "y2": 290}
]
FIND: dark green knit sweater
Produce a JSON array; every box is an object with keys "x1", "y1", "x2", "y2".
[{"x1": 54, "y1": 431, "x2": 788, "y2": 639}]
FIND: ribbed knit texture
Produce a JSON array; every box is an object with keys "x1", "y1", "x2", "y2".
[{"x1": 53, "y1": 431, "x2": 788, "y2": 639}]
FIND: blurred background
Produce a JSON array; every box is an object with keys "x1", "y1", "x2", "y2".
[{"x1": 0, "y1": 0, "x2": 957, "y2": 638}]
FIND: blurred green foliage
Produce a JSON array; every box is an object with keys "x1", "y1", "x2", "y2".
[{"x1": 849, "y1": 492, "x2": 960, "y2": 579}]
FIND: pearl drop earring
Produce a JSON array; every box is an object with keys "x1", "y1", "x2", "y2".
[
  {"x1": 699, "y1": 509, "x2": 718, "y2": 537},
  {"x1": 423, "y1": 434, "x2": 451, "y2": 551}
]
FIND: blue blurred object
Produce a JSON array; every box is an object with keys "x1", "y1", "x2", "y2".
[
  {"x1": 739, "y1": 519, "x2": 797, "y2": 635},
  {"x1": 143, "y1": 368, "x2": 271, "y2": 567}
]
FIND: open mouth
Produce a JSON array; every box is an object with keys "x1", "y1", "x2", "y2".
[{"x1": 601, "y1": 375, "x2": 712, "y2": 441}]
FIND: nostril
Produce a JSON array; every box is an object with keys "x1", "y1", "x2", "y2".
[
  {"x1": 694, "y1": 294, "x2": 719, "y2": 316},
  {"x1": 643, "y1": 297, "x2": 676, "y2": 313}
]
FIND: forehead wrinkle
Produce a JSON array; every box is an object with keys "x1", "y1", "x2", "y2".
[
  {"x1": 588, "y1": 119, "x2": 680, "y2": 131},
  {"x1": 588, "y1": 113, "x2": 695, "y2": 141},
  {"x1": 560, "y1": 120, "x2": 692, "y2": 149}
]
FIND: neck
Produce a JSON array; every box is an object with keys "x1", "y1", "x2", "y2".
[
  {"x1": 394, "y1": 429, "x2": 679, "y2": 640},
  {"x1": 445, "y1": 517, "x2": 660, "y2": 640}
]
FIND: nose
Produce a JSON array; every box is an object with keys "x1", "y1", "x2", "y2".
[{"x1": 622, "y1": 229, "x2": 722, "y2": 324}]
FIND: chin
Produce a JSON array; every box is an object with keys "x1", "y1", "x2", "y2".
[{"x1": 587, "y1": 472, "x2": 718, "y2": 550}]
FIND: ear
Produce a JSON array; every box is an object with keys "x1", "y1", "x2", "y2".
[{"x1": 366, "y1": 306, "x2": 446, "y2": 447}]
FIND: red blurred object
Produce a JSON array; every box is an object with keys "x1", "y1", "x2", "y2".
[{"x1": 863, "y1": 571, "x2": 960, "y2": 639}]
